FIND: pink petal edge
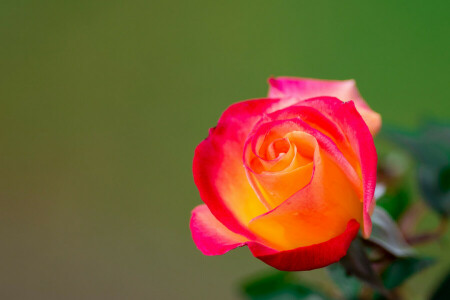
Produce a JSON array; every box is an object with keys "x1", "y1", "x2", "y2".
[
  {"x1": 190, "y1": 204, "x2": 248, "y2": 256},
  {"x1": 248, "y1": 219, "x2": 360, "y2": 271},
  {"x1": 300, "y1": 97, "x2": 377, "y2": 237},
  {"x1": 191, "y1": 204, "x2": 360, "y2": 271}
]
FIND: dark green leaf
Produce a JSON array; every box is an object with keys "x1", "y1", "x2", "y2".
[
  {"x1": 369, "y1": 207, "x2": 415, "y2": 257},
  {"x1": 376, "y1": 184, "x2": 411, "y2": 221},
  {"x1": 382, "y1": 257, "x2": 436, "y2": 290},
  {"x1": 340, "y1": 238, "x2": 390, "y2": 298},
  {"x1": 382, "y1": 123, "x2": 450, "y2": 167},
  {"x1": 438, "y1": 166, "x2": 450, "y2": 192},
  {"x1": 418, "y1": 164, "x2": 450, "y2": 216},
  {"x1": 381, "y1": 123, "x2": 450, "y2": 216},
  {"x1": 430, "y1": 271, "x2": 450, "y2": 300},
  {"x1": 241, "y1": 271, "x2": 330, "y2": 300},
  {"x1": 327, "y1": 263, "x2": 361, "y2": 300}
]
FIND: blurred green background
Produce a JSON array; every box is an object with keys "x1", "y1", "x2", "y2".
[{"x1": 0, "y1": 1, "x2": 449, "y2": 299}]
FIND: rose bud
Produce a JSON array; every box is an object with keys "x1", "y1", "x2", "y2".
[{"x1": 190, "y1": 78, "x2": 380, "y2": 271}]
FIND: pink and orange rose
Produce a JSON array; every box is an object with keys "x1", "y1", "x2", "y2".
[{"x1": 190, "y1": 77, "x2": 381, "y2": 271}]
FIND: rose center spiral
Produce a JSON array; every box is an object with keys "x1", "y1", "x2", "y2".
[{"x1": 244, "y1": 125, "x2": 317, "y2": 209}]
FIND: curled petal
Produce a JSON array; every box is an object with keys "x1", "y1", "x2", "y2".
[
  {"x1": 268, "y1": 77, "x2": 381, "y2": 135},
  {"x1": 191, "y1": 205, "x2": 360, "y2": 272},
  {"x1": 300, "y1": 97, "x2": 377, "y2": 237},
  {"x1": 268, "y1": 77, "x2": 363, "y2": 102},
  {"x1": 244, "y1": 121, "x2": 317, "y2": 209},
  {"x1": 190, "y1": 205, "x2": 248, "y2": 255},
  {"x1": 357, "y1": 106, "x2": 382, "y2": 136},
  {"x1": 262, "y1": 104, "x2": 362, "y2": 181},
  {"x1": 248, "y1": 219, "x2": 360, "y2": 271},
  {"x1": 193, "y1": 98, "x2": 298, "y2": 237},
  {"x1": 248, "y1": 138, "x2": 363, "y2": 250}
]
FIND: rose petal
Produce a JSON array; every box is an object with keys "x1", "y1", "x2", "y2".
[
  {"x1": 300, "y1": 97, "x2": 377, "y2": 237},
  {"x1": 268, "y1": 77, "x2": 363, "y2": 102},
  {"x1": 244, "y1": 124, "x2": 317, "y2": 209},
  {"x1": 268, "y1": 77, "x2": 381, "y2": 135},
  {"x1": 248, "y1": 129, "x2": 363, "y2": 250},
  {"x1": 248, "y1": 219, "x2": 360, "y2": 271},
  {"x1": 190, "y1": 205, "x2": 248, "y2": 255},
  {"x1": 263, "y1": 104, "x2": 362, "y2": 180},
  {"x1": 193, "y1": 98, "x2": 297, "y2": 236},
  {"x1": 190, "y1": 205, "x2": 360, "y2": 271},
  {"x1": 245, "y1": 113, "x2": 364, "y2": 215}
]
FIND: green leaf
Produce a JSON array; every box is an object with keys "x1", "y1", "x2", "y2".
[
  {"x1": 241, "y1": 271, "x2": 330, "y2": 300},
  {"x1": 418, "y1": 164, "x2": 450, "y2": 216},
  {"x1": 382, "y1": 123, "x2": 450, "y2": 167},
  {"x1": 430, "y1": 271, "x2": 450, "y2": 300},
  {"x1": 382, "y1": 257, "x2": 436, "y2": 290},
  {"x1": 439, "y1": 166, "x2": 450, "y2": 192},
  {"x1": 376, "y1": 183, "x2": 411, "y2": 221},
  {"x1": 369, "y1": 207, "x2": 415, "y2": 257},
  {"x1": 340, "y1": 238, "x2": 390, "y2": 298},
  {"x1": 327, "y1": 263, "x2": 361, "y2": 300},
  {"x1": 381, "y1": 123, "x2": 450, "y2": 216}
]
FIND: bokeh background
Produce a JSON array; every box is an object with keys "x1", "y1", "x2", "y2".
[{"x1": 1, "y1": 1, "x2": 449, "y2": 299}]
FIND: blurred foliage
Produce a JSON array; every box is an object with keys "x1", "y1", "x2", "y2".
[
  {"x1": 376, "y1": 150, "x2": 413, "y2": 220},
  {"x1": 376, "y1": 184, "x2": 411, "y2": 221},
  {"x1": 430, "y1": 271, "x2": 450, "y2": 300},
  {"x1": 339, "y1": 238, "x2": 389, "y2": 297},
  {"x1": 241, "y1": 271, "x2": 330, "y2": 300},
  {"x1": 369, "y1": 207, "x2": 415, "y2": 258},
  {"x1": 327, "y1": 263, "x2": 361, "y2": 300},
  {"x1": 381, "y1": 257, "x2": 435, "y2": 290},
  {"x1": 382, "y1": 123, "x2": 450, "y2": 216}
]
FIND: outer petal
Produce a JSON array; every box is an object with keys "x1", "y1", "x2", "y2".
[
  {"x1": 193, "y1": 98, "x2": 298, "y2": 237},
  {"x1": 190, "y1": 205, "x2": 248, "y2": 255},
  {"x1": 268, "y1": 77, "x2": 363, "y2": 102},
  {"x1": 268, "y1": 77, "x2": 381, "y2": 135},
  {"x1": 248, "y1": 219, "x2": 360, "y2": 271},
  {"x1": 300, "y1": 97, "x2": 377, "y2": 237}
]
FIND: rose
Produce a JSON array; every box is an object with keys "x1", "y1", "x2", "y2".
[{"x1": 190, "y1": 77, "x2": 380, "y2": 271}]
